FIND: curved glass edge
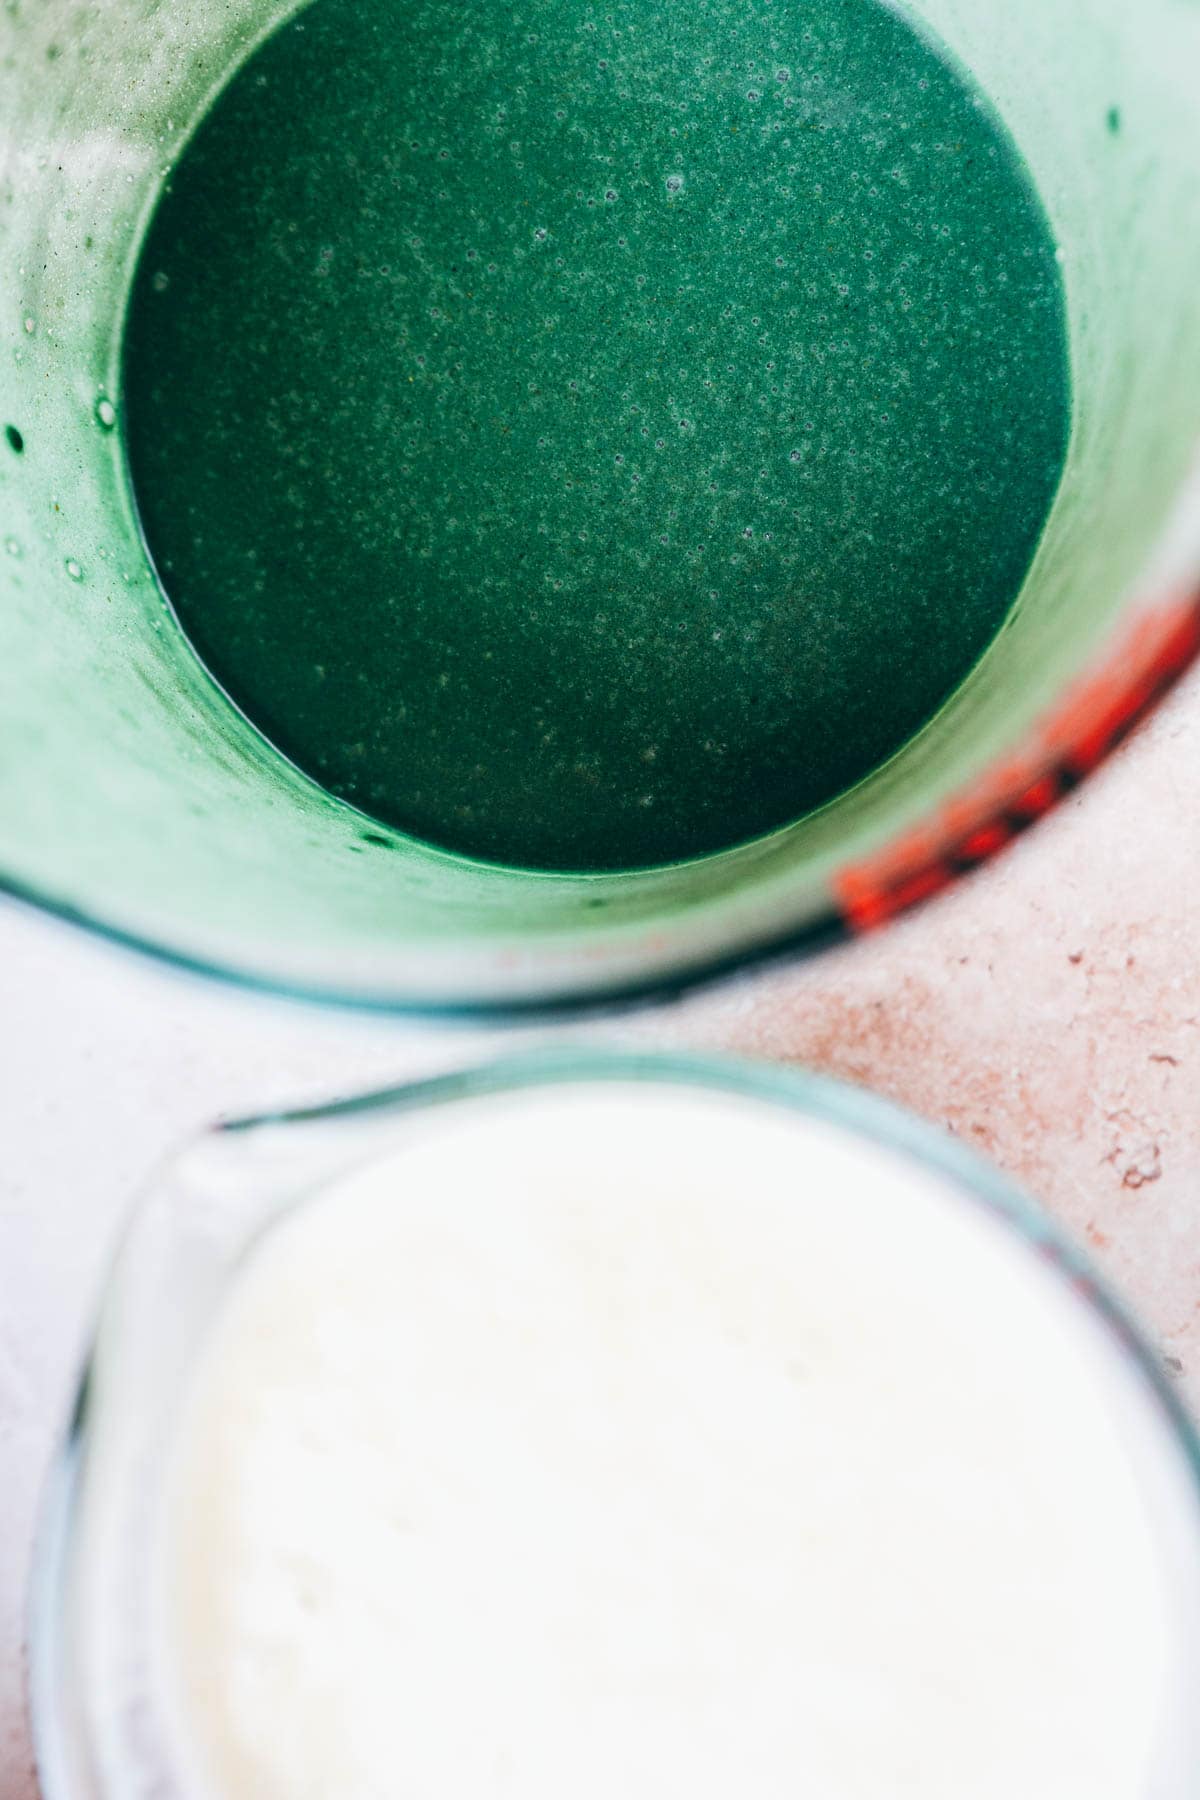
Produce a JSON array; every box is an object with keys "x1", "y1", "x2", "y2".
[
  {"x1": 215, "y1": 1047, "x2": 1200, "y2": 1466},
  {"x1": 28, "y1": 1047, "x2": 1200, "y2": 1800},
  {"x1": 4, "y1": 591, "x2": 1200, "y2": 1021}
]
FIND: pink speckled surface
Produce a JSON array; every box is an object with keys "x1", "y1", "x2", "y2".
[
  {"x1": 2, "y1": 664, "x2": 1199, "y2": 1798},
  {"x1": 662, "y1": 664, "x2": 1200, "y2": 1394}
]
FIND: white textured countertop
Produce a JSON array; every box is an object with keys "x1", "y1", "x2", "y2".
[{"x1": 3, "y1": 663, "x2": 1200, "y2": 1797}]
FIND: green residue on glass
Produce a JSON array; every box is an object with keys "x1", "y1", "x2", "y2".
[{"x1": 122, "y1": 0, "x2": 1070, "y2": 873}]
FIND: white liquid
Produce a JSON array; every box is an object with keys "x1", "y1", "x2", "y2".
[{"x1": 157, "y1": 1082, "x2": 1196, "y2": 1799}]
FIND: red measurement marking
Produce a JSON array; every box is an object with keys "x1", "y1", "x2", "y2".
[{"x1": 836, "y1": 596, "x2": 1200, "y2": 934}]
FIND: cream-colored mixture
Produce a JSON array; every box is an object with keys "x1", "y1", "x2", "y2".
[{"x1": 156, "y1": 1082, "x2": 1195, "y2": 1799}]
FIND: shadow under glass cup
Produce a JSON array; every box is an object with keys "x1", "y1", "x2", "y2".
[{"x1": 1, "y1": 0, "x2": 1199, "y2": 1012}]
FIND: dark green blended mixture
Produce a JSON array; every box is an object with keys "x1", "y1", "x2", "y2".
[{"x1": 123, "y1": 0, "x2": 1069, "y2": 871}]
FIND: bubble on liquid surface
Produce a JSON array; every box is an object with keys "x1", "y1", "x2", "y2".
[
  {"x1": 95, "y1": 397, "x2": 117, "y2": 431},
  {"x1": 152, "y1": 271, "x2": 171, "y2": 294},
  {"x1": 664, "y1": 173, "x2": 684, "y2": 194},
  {"x1": 65, "y1": 558, "x2": 83, "y2": 582},
  {"x1": 4, "y1": 537, "x2": 21, "y2": 558}
]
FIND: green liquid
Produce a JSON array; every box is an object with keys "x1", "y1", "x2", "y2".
[{"x1": 123, "y1": 0, "x2": 1069, "y2": 872}]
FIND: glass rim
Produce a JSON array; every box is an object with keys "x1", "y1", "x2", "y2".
[
  {"x1": 214, "y1": 1045, "x2": 1200, "y2": 1490},
  {"x1": 6, "y1": 589, "x2": 1199, "y2": 1020}
]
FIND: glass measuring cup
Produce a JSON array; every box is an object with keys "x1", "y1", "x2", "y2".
[
  {"x1": 29, "y1": 1051, "x2": 1200, "y2": 1796},
  {"x1": 2, "y1": 0, "x2": 1199, "y2": 1013}
]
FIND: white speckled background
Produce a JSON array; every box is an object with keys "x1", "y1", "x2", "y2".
[{"x1": 3, "y1": 665, "x2": 1199, "y2": 1797}]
